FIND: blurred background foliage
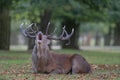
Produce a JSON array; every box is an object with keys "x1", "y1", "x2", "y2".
[{"x1": 0, "y1": 0, "x2": 120, "y2": 50}]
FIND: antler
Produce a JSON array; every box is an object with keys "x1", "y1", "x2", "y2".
[
  {"x1": 20, "y1": 23, "x2": 38, "y2": 38},
  {"x1": 45, "y1": 22, "x2": 50, "y2": 35},
  {"x1": 47, "y1": 26, "x2": 74, "y2": 40},
  {"x1": 45, "y1": 22, "x2": 57, "y2": 36},
  {"x1": 20, "y1": 21, "x2": 74, "y2": 42}
]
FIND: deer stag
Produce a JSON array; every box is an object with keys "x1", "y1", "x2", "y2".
[{"x1": 20, "y1": 22, "x2": 91, "y2": 74}]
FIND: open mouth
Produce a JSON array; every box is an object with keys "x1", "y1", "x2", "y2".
[
  {"x1": 38, "y1": 33, "x2": 42, "y2": 40},
  {"x1": 37, "y1": 32, "x2": 43, "y2": 40}
]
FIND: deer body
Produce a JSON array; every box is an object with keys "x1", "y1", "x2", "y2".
[
  {"x1": 20, "y1": 22, "x2": 91, "y2": 74},
  {"x1": 32, "y1": 44, "x2": 91, "y2": 74}
]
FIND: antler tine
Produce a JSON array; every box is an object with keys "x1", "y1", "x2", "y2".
[
  {"x1": 63, "y1": 26, "x2": 68, "y2": 36},
  {"x1": 20, "y1": 23, "x2": 28, "y2": 37},
  {"x1": 62, "y1": 28, "x2": 74, "y2": 40},
  {"x1": 47, "y1": 26, "x2": 74, "y2": 41},
  {"x1": 20, "y1": 23, "x2": 36, "y2": 38},
  {"x1": 25, "y1": 23, "x2": 37, "y2": 38},
  {"x1": 48, "y1": 26, "x2": 57, "y2": 37},
  {"x1": 25, "y1": 30, "x2": 36, "y2": 38},
  {"x1": 26, "y1": 23, "x2": 38, "y2": 34},
  {"x1": 58, "y1": 26, "x2": 66, "y2": 39},
  {"x1": 34, "y1": 23, "x2": 39, "y2": 32},
  {"x1": 46, "y1": 22, "x2": 50, "y2": 35},
  {"x1": 65, "y1": 39, "x2": 71, "y2": 45},
  {"x1": 29, "y1": 23, "x2": 36, "y2": 34}
]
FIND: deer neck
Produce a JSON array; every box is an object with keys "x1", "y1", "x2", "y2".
[
  {"x1": 37, "y1": 44, "x2": 50, "y2": 58},
  {"x1": 37, "y1": 44, "x2": 51, "y2": 72}
]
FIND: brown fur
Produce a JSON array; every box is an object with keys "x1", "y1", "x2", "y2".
[{"x1": 32, "y1": 45, "x2": 91, "y2": 74}]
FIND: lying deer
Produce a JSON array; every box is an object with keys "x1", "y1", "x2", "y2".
[{"x1": 20, "y1": 22, "x2": 91, "y2": 74}]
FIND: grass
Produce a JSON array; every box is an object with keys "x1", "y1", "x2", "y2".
[{"x1": 0, "y1": 49, "x2": 120, "y2": 80}]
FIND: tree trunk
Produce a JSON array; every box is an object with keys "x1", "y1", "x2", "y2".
[
  {"x1": 28, "y1": 39, "x2": 35, "y2": 50},
  {"x1": 61, "y1": 18, "x2": 80, "y2": 49},
  {"x1": 95, "y1": 32, "x2": 100, "y2": 46},
  {"x1": 28, "y1": 9, "x2": 52, "y2": 50},
  {"x1": 0, "y1": 9, "x2": 10, "y2": 50},
  {"x1": 104, "y1": 26, "x2": 112, "y2": 46},
  {"x1": 39, "y1": 9, "x2": 52, "y2": 34},
  {"x1": 113, "y1": 22, "x2": 120, "y2": 46}
]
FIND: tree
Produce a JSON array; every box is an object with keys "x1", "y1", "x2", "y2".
[
  {"x1": 0, "y1": 0, "x2": 12, "y2": 50},
  {"x1": 113, "y1": 23, "x2": 120, "y2": 45},
  {"x1": 107, "y1": 0, "x2": 120, "y2": 45},
  {"x1": 104, "y1": 25, "x2": 112, "y2": 46}
]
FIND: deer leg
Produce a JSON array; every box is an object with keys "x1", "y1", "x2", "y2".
[
  {"x1": 71, "y1": 59, "x2": 80, "y2": 74},
  {"x1": 49, "y1": 69, "x2": 63, "y2": 74},
  {"x1": 32, "y1": 45, "x2": 38, "y2": 73},
  {"x1": 71, "y1": 54, "x2": 91, "y2": 74},
  {"x1": 49, "y1": 66, "x2": 63, "y2": 74},
  {"x1": 50, "y1": 70, "x2": 60, "y2": 74}
]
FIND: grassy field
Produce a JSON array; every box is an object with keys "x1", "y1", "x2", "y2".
[{"x1": 0, "y1": 49, "x2": 120, "y2": 80}]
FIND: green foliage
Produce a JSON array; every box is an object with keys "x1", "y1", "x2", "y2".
[
  {"x1": 11, "y1": 19, "x2": 30, "y2": 31},
  {"x1": 80, "y1": 22, "x2": 109, "y2": 34},
  {"x1": 53, "y1": 0, "x2": 109, "y2": 22},
  {"x1": 11, "y1": 0, "x2": 63, "y2": 22},
  {"x1": 11, "y1": 0, "x2": 109, "y2": 22},
  {"x1": 107, "y1": 0, "x2": 120, "y2": 22}
]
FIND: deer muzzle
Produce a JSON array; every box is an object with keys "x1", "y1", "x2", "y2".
[{"x1": 36, "y1": 31, "x2": 43, "y2": 45}]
